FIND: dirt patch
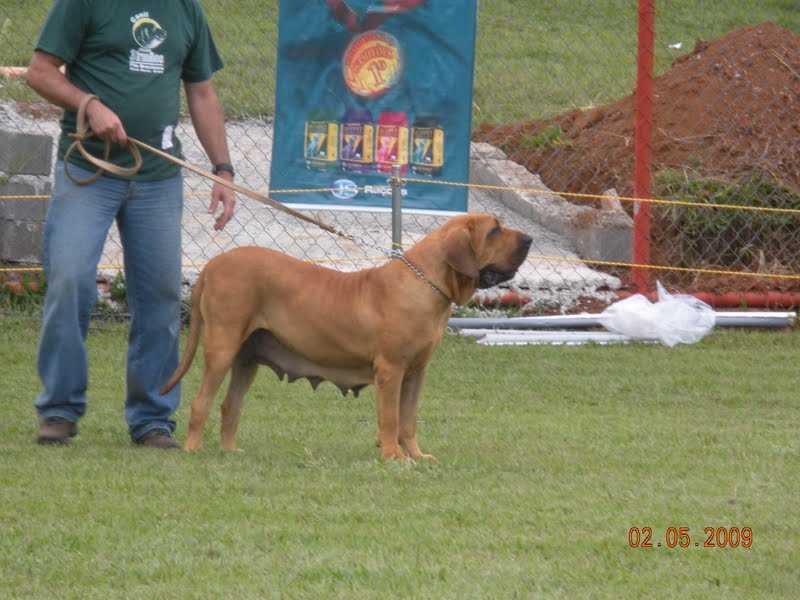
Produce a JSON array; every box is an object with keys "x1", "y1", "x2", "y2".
[
  {"x1": 476, "y1": 22, "x2": 800, "y2": 293},
  {"x1": 475, "y1": 22, "x2": 800, "y2": 200}
]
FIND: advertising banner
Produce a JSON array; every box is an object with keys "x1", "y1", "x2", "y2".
[{"x1": 270, "y1": 0, "x2": 477, "y2": 213}]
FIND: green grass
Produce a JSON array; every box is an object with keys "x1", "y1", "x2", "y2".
[
  {"x1": 1, "y1": 314, "x2": 798, "y2": 598},
  {"x1": 1, "y1": 1, "x2": 798, "y2": 122},
  {"x1": 518, "y1": 125, "x2": 568, "y2": 152}
]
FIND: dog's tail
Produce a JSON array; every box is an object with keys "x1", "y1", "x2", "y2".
[{"x1": 160, "y1": 269, "x2": 205, "y2": 395}]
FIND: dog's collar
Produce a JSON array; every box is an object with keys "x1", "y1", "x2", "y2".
[{"x1": 391, "y1": 252, "x2": 454, "y2": 305}]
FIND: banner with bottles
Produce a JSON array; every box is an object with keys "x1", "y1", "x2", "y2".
[{"x1": 269, "y1": 0, "x2": 477, "y2": 213}]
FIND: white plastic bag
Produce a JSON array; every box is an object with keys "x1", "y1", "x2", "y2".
[{"x1": 600, "y1": 281, "x2": 715, "y2": 347}]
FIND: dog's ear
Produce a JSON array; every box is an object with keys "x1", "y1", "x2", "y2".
[{"x1": 443, "y1": 227, "x2": 479, "y2": 279}]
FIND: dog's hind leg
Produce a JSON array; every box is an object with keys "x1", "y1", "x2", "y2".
[
  {"x1": 399, "y1": 368, "x2": 435, "y2": 461},
  {"x1": 184, "y1": 330, "x2": 241, "y2": 452},
  {"x1": 220, "y1": 354, "x2": 258, "y2": 452}
]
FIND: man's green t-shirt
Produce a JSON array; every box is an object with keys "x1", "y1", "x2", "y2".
[{"x1": 36, "y1": 0, "x2": 223, "y2": 181}]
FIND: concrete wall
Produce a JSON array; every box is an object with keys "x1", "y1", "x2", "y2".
[
  {"x1": 0, "y1": 129, "x2": 52, "y2": 264},
  {"x1": 470, "y1": 142, "x2": 632, "y2": 263}
]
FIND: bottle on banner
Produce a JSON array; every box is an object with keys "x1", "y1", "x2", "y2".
[
  {"x1": 375, "y1": 112, "x2": 409, "y2": 175},
  {"x1": 410, "y1": 116, "x2": 444, "y2": 176},
  {"x1": 340, "y1": 109, "x2": 374, "y2": 173},
  {"x1": 304, "y1": 112, "x2": 339, "y2": 171}
]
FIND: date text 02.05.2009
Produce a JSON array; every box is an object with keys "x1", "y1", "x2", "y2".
[{"x1": 627, "y1": 527, "x2": 752, "y2": 549}]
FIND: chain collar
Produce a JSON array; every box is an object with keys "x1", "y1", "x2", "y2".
[{"x1": 391, "y1": 250, "x2": 454, "y2": 304}]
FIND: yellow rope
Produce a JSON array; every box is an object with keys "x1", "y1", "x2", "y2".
[
  {"x1": 401, "y1": 177, "x2": 800, "y2": 216},
  {"x1": 1, "y1": 179, "x2": 796, "y2": 215},
  {"x1": 3, "y1": 178, "x2": 799, "y2": 280},
  {"x1": 527, "y1": 253, "x2": 800, "y2": 281},
  {"x1": 5, "y1": 254, "x2": 800, "y2": 281},
  {"x1": 0, "y1": 255, "x2": 393, "y2": 274}
]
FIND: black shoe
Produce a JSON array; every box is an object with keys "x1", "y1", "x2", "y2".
[
  {"x1": 134, "y1": 430, "x2": 180, "y2": 450},
  {"x1": 36, "y1": 417, "x2": 78, "y2": 445}
]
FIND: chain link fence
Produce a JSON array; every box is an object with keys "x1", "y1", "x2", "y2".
[
  {"x1": 2, "y1": 1, "x2": 799, "y2": 319},
  {"x1": 649, "y1": 20, "x2": 800, "y2": 294},
  {"x1": 473, "y1": 2, "x2": 800, "y2": 297}
]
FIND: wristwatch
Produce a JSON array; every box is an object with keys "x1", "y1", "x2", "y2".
[{"x1": 212, "y1": 163, "x2": 235, "y2": 177}]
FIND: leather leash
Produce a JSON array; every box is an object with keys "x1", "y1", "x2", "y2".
[
  {"x1": 66, "y1": 94, "x2": 361, "y2": 241},
  {"x1": 64, "y1": 94, "x2": 454, "y2": 304}
]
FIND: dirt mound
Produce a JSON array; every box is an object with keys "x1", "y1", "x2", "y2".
[{"x1": 476, "y1": 22, "x2": 800, "y2": 199}]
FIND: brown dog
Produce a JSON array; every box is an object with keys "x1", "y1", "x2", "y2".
[{"x1": 160, "y1": 213, "x2": 532, "y2": 459}]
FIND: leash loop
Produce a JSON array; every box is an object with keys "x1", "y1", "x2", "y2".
[{"x1": 64, "y1": 94, "x2": 143, "y2": 185}]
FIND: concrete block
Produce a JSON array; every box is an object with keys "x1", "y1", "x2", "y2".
[
  {"x1": 572, "y1": 210, "x2": 633, "y2": 263},
  {"x1": 470, "y1": 143, "x2": 633, "y2": 262},
  {"x1": 0, "y1": 180, "x2": 50, "y2": 264},
  {"x1": 470, "y1": 142, "x2": 507, "y2": 161},
  {"x1": 0, "y1": 219, "x2": 44, "y2": 263},
  {"x1": 0, "y1": 129, "x2": 54, "y2": 176}
]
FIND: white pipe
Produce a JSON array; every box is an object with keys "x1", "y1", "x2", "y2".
[
  {"x1": 473, "y1": 330, "x2": 659, "y2": 346},
  {"x1": 450, "y1": 311, "x2": 795, "y2": 331}
]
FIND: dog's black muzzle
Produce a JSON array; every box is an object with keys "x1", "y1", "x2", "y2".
[{"x1": 477, "y1": 234, "x2": 532, "y2": 289}]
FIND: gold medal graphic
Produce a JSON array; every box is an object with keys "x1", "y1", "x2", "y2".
[{"x1": 343, "y1": 31, "x2": 402, "y2": 98}]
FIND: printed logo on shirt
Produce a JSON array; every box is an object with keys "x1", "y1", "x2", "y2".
[{"x1": 129, "y1": 12, "x2": 167, "y2": 74}]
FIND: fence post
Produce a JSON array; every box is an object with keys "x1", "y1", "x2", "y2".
[
  {"x1": 633, "y1": 0, "x2": 655, "y2": 293},
  {"x1": 391, "y1": 165, "x2": 403, "y2": 254}
]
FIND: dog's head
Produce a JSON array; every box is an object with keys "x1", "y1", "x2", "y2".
[{"x1": 440, "y1": 213, "x2": 532, "y2": 303}]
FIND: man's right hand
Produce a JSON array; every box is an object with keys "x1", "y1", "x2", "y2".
[{"x1": 85, "y1": 97, "x2": 128, "y2": 146}]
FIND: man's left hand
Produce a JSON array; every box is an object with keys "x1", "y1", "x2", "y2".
[{"x1": 209, "y1": 173, "x2": 236, "y2": 230}]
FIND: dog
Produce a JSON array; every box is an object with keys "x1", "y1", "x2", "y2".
[{"x1": 160, "y1": 213, "x2": 532, "y2": 459}]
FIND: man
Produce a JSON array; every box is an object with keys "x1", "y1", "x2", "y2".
[{"x1": 26, "y1": 0, "x2": 236, "y2": 449}]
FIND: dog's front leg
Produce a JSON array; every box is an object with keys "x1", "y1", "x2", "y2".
[
  {"x1": 374, "y1": 361, "x2": 407, "y2": 460},
  {"x1": 399, "y1": 368, "x2": 436, "y2": 461}
]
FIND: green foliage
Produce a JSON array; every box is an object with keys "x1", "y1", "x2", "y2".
[
  {"x1": 180, "y1": 296, "x2": 193, "y2": 326},
  {"x1": 518, "y1": 125, "x2": 568, "y2": 152},
  {"x1": 654, "y1": 169, "x2": 800, "y2": 269},
  {"x1": 109, "y1": 272, "x2": 127, "y2": 304},
  {"x1": 0, "y1": 271, "x2": 46, "y2": 313}
]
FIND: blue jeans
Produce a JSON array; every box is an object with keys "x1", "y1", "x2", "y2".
[{"x1": 35, "y1": 161, "x2": 183, "y2": 441}]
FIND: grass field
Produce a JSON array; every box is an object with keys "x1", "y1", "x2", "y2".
[
  {"x1": 1, "y1": 314, "x2": 798, "y2": 598},
  {"x1": 1, "y1": 1, "x2": 798, "y2": 122},
  {"x1": 2, "y1": 2, "x2": 800, "y2": 597}
]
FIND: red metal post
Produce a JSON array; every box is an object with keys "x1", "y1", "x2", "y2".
[{"x1": 633, "y1": 0, "x2": 655, "y2": 293}]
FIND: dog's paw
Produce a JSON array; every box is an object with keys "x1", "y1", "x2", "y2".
[
  {"x1": 400, "y1": 439, "x2": 435, "y2": 462},
  {"x1": 381, "y1": 445, "x2": 408, "y2": 461},
  {"x1": 411, "y1": 452, "x2": 437, "y2": 462}
]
